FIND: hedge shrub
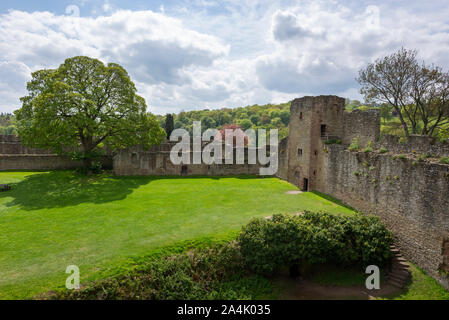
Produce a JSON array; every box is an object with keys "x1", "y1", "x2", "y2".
[
  {"x1": 238, "y1": 212, "x2": 393, "y2": 275},
  {"x1": 48, "y1": 242, "x2": 272, "y2": 300}
]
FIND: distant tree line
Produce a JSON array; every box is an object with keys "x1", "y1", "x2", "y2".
[
  {"x1": 159, "y1": 102, "x2": 292, "y2": 141},
  {"x1": 0, "y1": 113, "x2": 17, "y2": 135}
]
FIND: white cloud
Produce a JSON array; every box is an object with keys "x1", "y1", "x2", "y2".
[
  {"x1": 0, "y1": 61, "x2": 31, "y2": 112},
  {"x1": 1, "y1": 1, "x2": 449, "y2": 114},
  {"x1": 0, "y1": 9, "x2": 229, "y2": 113},
  {"x1": 254, "y1": 1, "x2": 449, "y2": 97},
  {"x1": 271, "y1": 10, "x2": 325, "y2": 42}
]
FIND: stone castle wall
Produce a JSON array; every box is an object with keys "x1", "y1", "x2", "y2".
[
  {"x1": 0, "y1": 135, "x2": 112, "y2": 170},
  {"x1": 0, "y1": 135, "x2": 51, "y2": 155},
  {"x1": 377, "y1": 134, "x2": 449, "y2": 157},
  {"x1": 321, "y1": 145, "x2": 449, "y2": 288},
  {"x1": 285, "y1": 96, "x2": 449, "y2": 289},
  {"x1": 113, "y1": 141, "x2": 266, "y2": 176},
  {"x1": 343, "y1": 109, "x2": 380, "y2": 147}
]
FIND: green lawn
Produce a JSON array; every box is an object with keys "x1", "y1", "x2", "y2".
[
  {"x1": 385, "y1": 265, "x2": 449, "y2": 300},
  {"x1": 0, "y1": 171, "x2": 355, "y2": 299}
]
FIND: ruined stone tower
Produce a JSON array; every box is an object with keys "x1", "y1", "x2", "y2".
[{"x1": 287, "y1": 95, "x2": 346, "y2": 191}]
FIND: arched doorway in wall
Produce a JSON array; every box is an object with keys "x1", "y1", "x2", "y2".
[{"x1": 303, "y1": 178, "x2": 309, "y2": 192}]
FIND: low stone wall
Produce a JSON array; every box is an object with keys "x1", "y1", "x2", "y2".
[
  {"x1": 113, "y1": 143, "x2": 265, "y2": 176},
  {"x1": 277, "y1": 137, "x2": 289, "y2": 180},
  {"x1": 377, "y1": 134, "x2": 449, "y2": 157},
  {"x1": 0, "y1": 135, "x2": 51, "y2": 155},
  {"x1": 322, "y1": 145, "x2": 449, "y2": 288},
  {"x1": 0, "y1": 135, "x2": 113, "y2": 171},
  {"x1": 0, "y1": 155, "x2": 83, "y2": 171}
]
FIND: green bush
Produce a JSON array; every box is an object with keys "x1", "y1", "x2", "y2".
[
  {"x1": 379, "y1": 148, "x2": 388, "y2": 154},
  {"x1": 363, "y1": 141, "x2": 374, "y2": 153},
  {"x1": 348, "y1": 138, "x2": 360, "y2": 152},
  {"x1": 48, "y1": 242, "x2": 263, "y2": 300},
  {"x1": 90, "y1": 161, "x2": 103, "y2": 174},
  {"x1": 299, "y1": 212, "x2": 393, "y2": 267},
  {"x1": 323, "y1": 139, "x2": 342, "y2": 145},
  {"x1": 238, "y1": 212, "x2": 393, "y2": 276},
  {"x1": 49, "y1": 213, "x2": 394, "y2": 300},
  {"x1": 440, "y1": 157, "x2": 449, "y2": 165}
]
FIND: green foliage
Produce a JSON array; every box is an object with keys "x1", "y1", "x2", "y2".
[
  {"x1": 14, "y1": 56, "x2": 165, "y2": 169},
  {"x1": 323, "y1": 139, "x2": 342, "y2": 145},
  {"x1": 348, "y1": 138, "x2": 360, "y2": 152},
  {"x1": 76, "y1": 160, "x2": 103, "y2": 175},
  {"x1": 380, "y1": 147, "x2": 388, "y2": 153},
  {"x1": 379, "y1": 103, "x2": 394, "y2": 124},
  {"x1": 238, "y1": 212, "x2": 393, "y2": 276},
  {"x1": 0, "y1": 113, "x2": 17, "y2": 135},
  {"x1": 382, "y1": 264, "x2": 449, "y2": 300},
  {"x1": 363, "y1": 141, "x2": 374, "y2": 153},
  {"x1": 164, "y1": 114, "x2": 175, "y2": 138},
  {"x1": 279, "y1": 110, "x2": 290, "y2": 126},
  {"x1": 358, "y1": 48, "x2": 449, "y2": 138},
  {"x1": 345, "y1": 100, "x2": 362, "y2": 111},
  {"x1": 48, "y1": 242, "x2": 270, "y2": 300},
  {"x1": 157, "y1": 102, "x2": 292, "y2": 141},
  {"x1": 237, "y1": 118, "x2": 253, "y2": 131},
  {"x1": 399, "y1": 137, "x2": 408, "y2": 144},
  {"x1": 439, "y1": 157, "x2": 449, "y2": 164}
]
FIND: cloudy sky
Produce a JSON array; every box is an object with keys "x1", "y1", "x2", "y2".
[{"x1": 1, "y1": 0, "x2": 449, "y2": 115}]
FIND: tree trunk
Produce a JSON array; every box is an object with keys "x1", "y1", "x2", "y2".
[
  {"x1": 397, "y1": 109, "x2": 410, "y2": 137},
  {"x1": 83, "y1": 157, "x2": 93, "y2": 175},
  {"x1": 82, "y1": 136, "x2": 94, "y2": 174}
]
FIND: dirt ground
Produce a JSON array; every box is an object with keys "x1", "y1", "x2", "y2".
[{"x1": 275, "y1": 276, "x2": 401, "y2": 300}]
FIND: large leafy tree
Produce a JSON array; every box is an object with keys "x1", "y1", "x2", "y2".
[
  {"x1": 357, "y1": 48, "x2": 449, "y2": 138},
  {"x1": 15, "y1": 56, "x2": 165, "y2": 169}
]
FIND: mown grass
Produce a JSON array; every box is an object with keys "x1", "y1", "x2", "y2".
[
  {"x1": 383, "y1": 265, "x2": 449, "y2": 300},
  {"x1": 0, "y1": 171, "x2": 355, "y2": 299},
  {"x1": 304, "y1": 264, "x2": 449, "y2": 300}
]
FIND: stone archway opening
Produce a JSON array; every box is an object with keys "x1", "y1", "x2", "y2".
[{"x1": 303, "y1": 178, "x2": 309, "y2": 192}]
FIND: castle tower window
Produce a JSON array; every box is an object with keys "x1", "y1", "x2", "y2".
[
  {"x1": 298, "y1": 148, "x2": 303, "y2": 157},
  {"x1": 314, "y1": 150, "x2": 318, "y2": 156},
  {"x1": 299, "y1": 112, "x2": 303, "y2": 120},
  {"x1": 320, "y1": 124, "x2": 327, "y2": 137}
]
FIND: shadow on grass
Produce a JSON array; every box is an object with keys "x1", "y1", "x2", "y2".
[
  {"x1": 311, "y1": 191, "x2": 357, "y2": 212},
  {"x1": 0, "y1": 171, "x2": 264, "y2": 210}
]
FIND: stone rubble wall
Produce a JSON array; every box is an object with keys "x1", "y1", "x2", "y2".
[
  {"x1": 322, "y1": 144, "x2": 449, "y2": 289},
  {"x1": 0, "y1": 135, "x2": 112, "y2": 170},
  {"x1": 377, "y1": 134, "x2": 449, "y2": 157},
  {"x1": 113, "y1": 142, "x2": 267, "y2": 176}
]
